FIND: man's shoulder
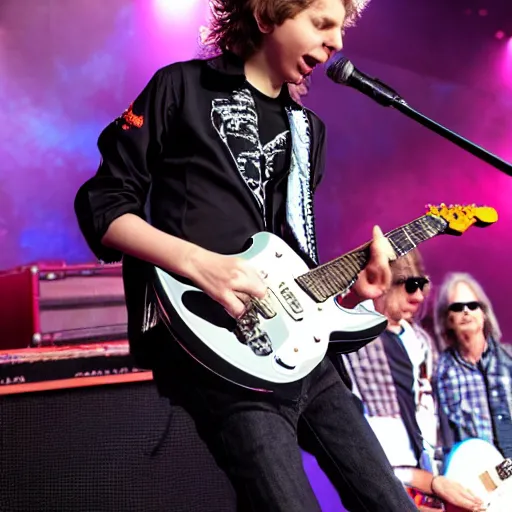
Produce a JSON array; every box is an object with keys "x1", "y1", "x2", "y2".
[
  {"x1": 144, "y1": 57, "x2": 224, "y2": 100},
  {"x1": 437, "y1": 349, "x2": 458, "y2": 373},
  {"x1": 154, "y1": 57, "x2": 206, "y2": 78},
  {"x1": 411, "y1": 323, "x2": 434, "y2": 345},
  {"x1": 151, "y1": 53, "x2": 249, "y2": 94},
  {"x1": 438, "y1": 349, "x2": 456, "y2": 362},
  {"x1": 498, "y1": 341, "x2": 512, "y2": 359}
]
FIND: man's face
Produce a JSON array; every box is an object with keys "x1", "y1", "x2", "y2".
[
  {"x1": 375, "y1": 271, "x2": 428, "y2": 326},
  {"x1": 446, "y1": 282, "x2": 485, "y2": 341},
  {"x1": 261, "y1": 0, "x2": 346, "y2": 85}
]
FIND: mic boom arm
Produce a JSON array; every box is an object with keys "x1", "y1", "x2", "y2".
[{"x1": 327, "y1": 57, "x2": 512, "y2": 178}]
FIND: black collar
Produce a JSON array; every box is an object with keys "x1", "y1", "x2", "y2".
[{"x1": 206, "y1": 51, "x2": 246, "y2": 77}]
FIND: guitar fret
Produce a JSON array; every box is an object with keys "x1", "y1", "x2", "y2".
[
  {"x1": 403, "y1": 228, "x2": 416, "y2": 249},
  {"x1": 295, "y1": 214, "x2": 449, "y2": 303},
  {"x1": 388, "y1": 236, "x2": 403, "y2": 257},
  {"x1": 389, "y1": 219, "x2": 438, "y2": 251},
  {"x1": 296, "y1": 250, "x2": 367, "y2": 302}
]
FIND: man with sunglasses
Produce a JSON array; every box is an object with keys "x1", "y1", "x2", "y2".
[
  {"x1": 434, "y1": 272, "x2": 512, "y2": 460},
  {"x1": 340, "y1": 252, "x2": 485, "y2": 511}
]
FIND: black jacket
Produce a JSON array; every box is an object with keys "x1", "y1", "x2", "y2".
[{"x1": 75, "y1": 51, "x2": 327, "y2": 368}]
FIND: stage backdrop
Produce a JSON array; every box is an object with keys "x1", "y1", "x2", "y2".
[
  {"x1": 1, "y1": 0, "x2": 512, "y2": 510},
  {"x1": 1, "y1": 0, "x2": 511, "y2": 340}
]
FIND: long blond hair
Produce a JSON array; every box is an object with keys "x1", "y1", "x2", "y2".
[{"x1": 433, "y1": 272, "x2": 501, "y2": 349}]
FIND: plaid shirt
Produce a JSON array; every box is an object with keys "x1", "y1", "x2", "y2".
[
  {"x1": 344, "y1": 330, "x2": 400, "y2": 417},
  {"x1": 436, "y1": 337, "x2": 512, "y2": 452},
  {"x1": 344, "y1": 323, "x2": 435, "y2": 418},
  {"x1": 343, "y1": 322, "x2": 439, "y2": 469}
]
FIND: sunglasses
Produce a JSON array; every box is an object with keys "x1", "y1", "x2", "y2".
[
  {"x1": 394, "y1": 277, "x2": 430, "y2": 294},
  {"x1": 447, "y1": 301, "x2": 482, "y2": 313}
]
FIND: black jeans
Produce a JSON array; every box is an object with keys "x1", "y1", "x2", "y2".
[{"x1": 153, "y1": 342, "x2": 416, "y2": 512}]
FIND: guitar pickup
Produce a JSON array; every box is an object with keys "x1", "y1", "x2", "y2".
[
  {"x1": 277, "y1": 283, "x2": 304, "y2": 320},
  {"x1": 252, "y1": 293, "x2": 277, "y2": 319}
]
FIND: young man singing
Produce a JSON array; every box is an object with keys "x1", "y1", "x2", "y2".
[{"x1": 75, "y1": 1, "x2": 417, "y2": 509}]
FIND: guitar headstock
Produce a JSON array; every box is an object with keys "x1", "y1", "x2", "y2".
[{"x1": 426, "y1": 203, "x2": 498, "y2": 235}]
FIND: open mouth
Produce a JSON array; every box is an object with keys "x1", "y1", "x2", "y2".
[
  {"x1": 301, "y1": 55, "x2": 321, "y2": 75},
  {"x1": 304, "y1": 55, "x2": 319, "y2": 68}
]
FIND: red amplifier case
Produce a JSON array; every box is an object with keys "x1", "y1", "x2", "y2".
[{"x1": 0, "y1": 262, "x2": 127, "y2": 350}]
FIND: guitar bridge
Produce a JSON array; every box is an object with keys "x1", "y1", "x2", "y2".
[{"x1": 234, "y1": 308, "x2": 273, "y2": 356}]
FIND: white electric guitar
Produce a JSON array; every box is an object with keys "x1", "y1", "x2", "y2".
[
  {"x1": 406, "y1": 438, "x2": 511, "y2": 511},
  {"x1": 153, "y1": 204, "x2": 497, "y2": 391},
  {"x1": 443, "y1": 438, "x2": 512, "y2": 512}
]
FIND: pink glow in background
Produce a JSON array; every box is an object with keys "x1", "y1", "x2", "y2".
[
  {"x1": 1, "y1": 0, "x2": 512, "y2": 509},
  {"x1": 1, "y1": 3, "x2": 511, "y2": 320},
  {"x1": 3, "y1": 0, "x2": 511, "y2": 338},
  {"x1": 1, "y1": 0, "x2": 511, "y2": 334}
]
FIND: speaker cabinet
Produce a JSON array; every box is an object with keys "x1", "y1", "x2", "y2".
[{"x1": 0, "y1": 380, "x2": 237, "y2": 512}]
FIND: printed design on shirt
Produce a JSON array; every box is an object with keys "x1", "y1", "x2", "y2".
[
  {"x1": 119, "y1": 102, "x2": 144, "y2": 131},
  {"x1": 211, "y1": 89, "x2": 318, "y2": 264},
  {"x1": 211, "y1": 88, "x2": 289, "y2": 213},
  {"x1": 285, "y1": 107, "x2": 318, "y2": 264}
]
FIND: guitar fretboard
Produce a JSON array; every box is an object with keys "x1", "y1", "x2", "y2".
[{"x1": 295, "y1": 215, "x2": 448, "y2": 302}]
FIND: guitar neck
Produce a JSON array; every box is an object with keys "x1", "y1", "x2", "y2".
[{"x1": 295, "y1": 214, "x2": 448, "y2": 302}]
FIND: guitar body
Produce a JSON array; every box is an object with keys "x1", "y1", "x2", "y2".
[
  {"x1": 152, "y1": 205, "x2": 498, "y2": 390},
  {"x1": 153, "y1": 232, "x2": 386, "y2": 391},
  {"x1": 444, "y1": 438, "x2": 512, "y2": 512},
  {"x1": 405, "y1": 439, "x2": 511, "y2": 511}
]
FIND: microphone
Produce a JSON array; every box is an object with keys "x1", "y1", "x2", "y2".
[
  {"x1": 326, "y1": 56, "x2": 405, "y2": 107},
  {"x1": 325, "y1": 55, "x2": 512, "y2": 178}
]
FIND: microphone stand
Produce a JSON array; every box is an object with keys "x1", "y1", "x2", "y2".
[{"x1": 374, "y1": 83, "x2": 512, "y2": 177}]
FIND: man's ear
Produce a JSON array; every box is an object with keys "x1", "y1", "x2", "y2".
[{"x1": 254, "y1": 12, "x2": 273, "y2": 34}]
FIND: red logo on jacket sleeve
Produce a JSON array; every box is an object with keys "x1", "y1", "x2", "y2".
[{"x1": 119, "y1": 102, "x2": 144, "y2": 130}]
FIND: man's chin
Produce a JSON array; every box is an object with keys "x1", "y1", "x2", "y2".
[
  {"x1": 290, "y1": 71, "x2": 311, "y2": 86},
  {"x1": 290, "y1": 76, "x2": 305, "y2": 86},
  {"x1": 402, "y1": 312, "x2": 415, "y2": 322}
]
